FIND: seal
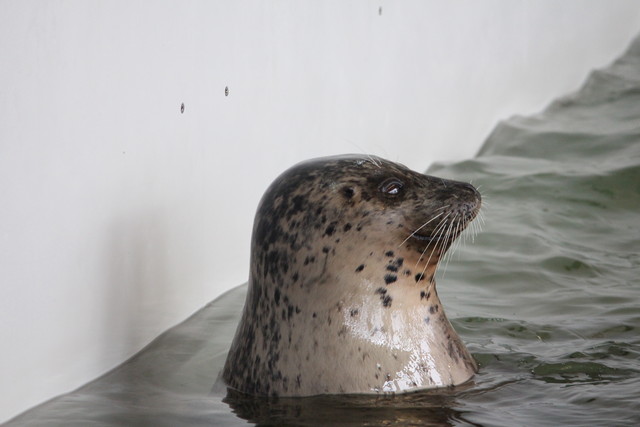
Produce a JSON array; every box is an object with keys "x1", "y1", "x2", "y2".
[{"x1": 222, "y1": 154, "x2": 481, "y2": 396}]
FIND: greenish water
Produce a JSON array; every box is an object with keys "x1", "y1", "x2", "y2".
[{"x1": 7, "y1": 36, "x2": 640, "y2": 427}]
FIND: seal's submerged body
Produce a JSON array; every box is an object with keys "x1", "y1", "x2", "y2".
[{"x1": 223, "y1": 155, "x2": 481, "y2": 396}]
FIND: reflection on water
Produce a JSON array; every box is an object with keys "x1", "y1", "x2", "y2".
[
  {"x1": 224, "y1": 388, "x2": 474, "y2": 426},
  {"x1": 7, "y1": 34, "x2": 640, "y2": 427}
]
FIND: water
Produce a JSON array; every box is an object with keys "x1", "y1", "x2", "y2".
[{"x1": 7, "y1": 36, "x2": 640, "y2": 426}]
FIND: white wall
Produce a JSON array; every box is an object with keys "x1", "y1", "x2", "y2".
[{"x1": 1, "y1": 0, "x2": 639, "y2": 421}]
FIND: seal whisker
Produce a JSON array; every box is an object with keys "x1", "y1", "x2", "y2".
[
  {"x1": 436, "y1": 225, "x2": 453, "y2": 278},
  {"x1": 344, "y1": 139, "x2": 383, "y2": 168},
  {"x1": 452, "y1": 216, "x2": 463, "y2": 252},
  {"x1": 472, "y1": 213, "x2": 483, "y2": 242},
  {"x1": 462, "y1": 217, "x2": 470, "y2": 244},
  {"x1": 414, "y1": 221, "x2": 443, "y2": 270},
  {"x1": 468, "y1": 217, "x2": 476, "y2": 241},
  {"x1": 437, "y1": 215, "x2": 459, "y2": 279},
  {"x1": 359, "y1": 152, "x2": 382, "y2": 168},
  {"x1": 418, "y1": 212, "x2": 452, "y2": 279},
  {"x1": 477, "y1": 209, "x2": 486, "y2": 228},
  {"x1": 398, "y1": 211, "x2": 446, "y2": 248},
  {"x1": 414, "y1": 211, "x2": 452, "y2": 270},
  {"x1": 415, "y1": 222, "x2": 446, "y2": 279},
  {"x1": 423, "y1": 224, "x2": 449, "y2": 281},
  {"x1": 468, "y1": 218, "x2": 477, "y2": 244},
  {"x1": 452, "y1": 216, "x2": 466, "y2": 257}
]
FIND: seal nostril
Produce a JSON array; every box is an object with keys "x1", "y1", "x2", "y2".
[{"x1": 462, "y1": 182, "x2": 482, "y2": 201}]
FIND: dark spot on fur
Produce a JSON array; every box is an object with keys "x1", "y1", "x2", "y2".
[
  {"x1": 447, "y1": 341, "x2": 458, "y2": 361},
  {"x1": 415, "y1": 273, "x2": 426, "y2": 282},
  {"x1": 324, "y1": 222, "x2": 338, "y2": 237},
  {"x1": 420, "y1": 291, "x2": 427, "y2": 300},
  {"x1": 385, "y1": 251, "x2": 394, "y2": 257},
  {"x1": 274, "y1": 288, "x2": 281, "y2": 305},
  {"x1": 350, "y1": 308, "x2": 359, "y2": 317},
  {"x1": 344, "y1": 223, "x2": 352, "y2": 232},
  {"x1": 386, "y1": 265, "x2": 398, "y2": 272},
  {"x1": 375, "y1": 287, "x2": 392, "y2": 307},
  {"x1": 384, "y1": 274, "x2": 397, "y2": 284},
  {"x1": 322, "y1": 246, "x2": 330, "y2": 254},
  {"x1": 382, "y1": 295, "x2": 392, "y2": 307},
  {"x1": 355, "y1": 264, "x2": 365, "y2": 272},
  {"x1": 290, "y1": 195, "x2": 306, "y2": 216}
]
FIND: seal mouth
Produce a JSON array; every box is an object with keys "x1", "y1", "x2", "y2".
[
  {"x1": 405, "y1": 217, "x2": 471, "y2": 246},
  {"x1": 407, "y1": 203, "x2": 480, "y2": 244},
  {"x1": 411, "y1": 232, "x2": 443, "y2": 243}
]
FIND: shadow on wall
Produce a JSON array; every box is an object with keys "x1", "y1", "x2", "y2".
[{"x1": 104, "y1": 211, "x2": 174, "y2": 358}]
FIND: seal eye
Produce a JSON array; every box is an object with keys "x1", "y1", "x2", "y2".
[{"x1": 379, "y1": 178, "x2": 404, "y2": 196}]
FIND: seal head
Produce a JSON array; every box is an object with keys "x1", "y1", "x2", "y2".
[{"x1": 223, "y1": 155, "x2": 481, "y2": 396}]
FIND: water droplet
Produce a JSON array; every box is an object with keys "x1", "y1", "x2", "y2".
[
  {"x1": 225, "y1": 86, "x2": 229, "y2": 97},
  {"x1": 180, "y1": 103, "x2": 185, "y2": 114}
]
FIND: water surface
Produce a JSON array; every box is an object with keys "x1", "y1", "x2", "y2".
[{"x1": 7, "y1": 35, "x2": 640, "y2": 427}]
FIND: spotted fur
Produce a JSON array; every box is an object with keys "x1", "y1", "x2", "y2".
[{"x1": 222, "y1": 154, "x2": 481, "y2": 396}]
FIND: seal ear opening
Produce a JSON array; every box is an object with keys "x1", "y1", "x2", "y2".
[{"x1": 342, "y1": 186, "x2": 355, "y2": 199}]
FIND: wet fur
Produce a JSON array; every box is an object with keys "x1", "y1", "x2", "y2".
[{"x1": 223, "y1": 155, "x2": 481, "y2": 396}]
